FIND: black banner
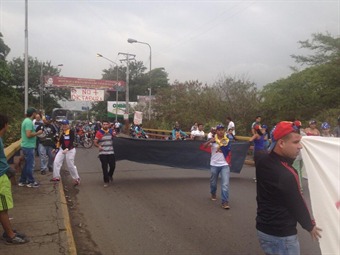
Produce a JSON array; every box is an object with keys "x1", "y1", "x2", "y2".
[{"x1": 113, "y1": 137, "x2": 250, "y2": 173}]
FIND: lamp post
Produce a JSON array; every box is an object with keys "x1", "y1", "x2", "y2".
[
  {"x1": 96, "y1": 53, "x2": 119, "y2": 121},
  {"x1": 128, "y1": 38, "x2": 152, "y2": 121},
  {"x1": 147, "y1": 87, "x2": 151, "y2": 120},
  {"x1": 127, "y1": 38, "x2": 152, "y2": 73}
]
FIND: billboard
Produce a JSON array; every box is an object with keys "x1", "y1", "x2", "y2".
[
  {"x1": 107, "y1": 101, "x2": 138, "y2": 118},
  {"x1": 71, "y1": 88, "x2": 104, "y2": 102},
  {"x1": 44, "y1": 76, "x2": 126, "y2": 91}
]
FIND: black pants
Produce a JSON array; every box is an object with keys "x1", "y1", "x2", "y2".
[{"x1": 99, "y1": 154, "x2": 116, "y2": 183}]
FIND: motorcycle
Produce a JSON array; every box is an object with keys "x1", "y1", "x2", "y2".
[{"x1": 74, "y1": 131, "x2": 94, "y2": 148}]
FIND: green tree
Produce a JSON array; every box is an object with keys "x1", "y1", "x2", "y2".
[
  {"x1": 0, "y1": 33, "x2": 23, "y2": 145},
  {"x1": 8, "y1": 57, "x2": 66, "y2": 114},
  {"x1": 151, "y1": 76, "x2": 259, "y2": 135},
  {"x1": 261, "y1": 32, "x2": 340, "y2": 123},
  {"x1": 291, "y1": 32, "x2": 340, "y2": 66}
]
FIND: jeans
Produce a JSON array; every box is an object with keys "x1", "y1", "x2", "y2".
[
  {"x1": 38, "y1": 144, "x2": 54, "y2": 171},
  {"x1": 99, "y1": 154, "x2": 116, "y2": 183},
  {"x1": 257, "y1": 230, "x2": 300, "y2": 255},
  {"x1": 210, "y1": 165, "x2": 230, "y2": 203},
  {"x1": 19, "y1": 147, "x2": 35, "y2": 184}
]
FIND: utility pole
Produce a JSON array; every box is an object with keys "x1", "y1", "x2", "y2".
[
  {"x1": 118, "y1": 52, "x2": 135, "y2": 121},
  {"x1": 24, "y1": 0, "x2": 28, "y2": 113}
]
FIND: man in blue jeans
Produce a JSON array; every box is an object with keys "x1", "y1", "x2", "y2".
[
  {"x1": 256, "y1": 121, "x2": 322, "y2": 255},
  {"x1": 19, "y1": 107, "x2": 43, "y2": 188},
  {"x1": 203, "y1": 124, "x2": 231, "y2": 209}
]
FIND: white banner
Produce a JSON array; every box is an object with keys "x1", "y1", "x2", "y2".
[
  {"x1": 133, "y1": 111, "x2": 143, "y2": 125},
  {"x1": 300, "y1": 137, "x2": 340, "y2": 255},
  {"x1": 71, "y1": 88, "x2": 104, "y2": 101}
]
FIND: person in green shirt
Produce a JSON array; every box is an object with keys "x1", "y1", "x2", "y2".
[
  {"x1": 18, "y1": 107, "x2": 43, "y2": 188},
  {"x1": 0, "y1": 114, "x2": 29, "y2": 244}
]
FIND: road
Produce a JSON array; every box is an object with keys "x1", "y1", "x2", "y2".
[{"x1": 62, "y1": 147, "x2": 321, "y2": 255}]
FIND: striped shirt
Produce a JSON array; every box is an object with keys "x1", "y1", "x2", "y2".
[{"x1": 95, "y1": 129, "x2": 115, "y2": 155}]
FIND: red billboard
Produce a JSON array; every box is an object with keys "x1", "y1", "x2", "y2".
[{"x1": 44, "y1": 76, "x2": 126, "y2": 91}]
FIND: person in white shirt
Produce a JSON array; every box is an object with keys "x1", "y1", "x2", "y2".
[
  {"x1": 226, "y1": 117, "x2": 235, "y2": 136},
  {"x1": 207, "y1": 127, "x2": 216, "y2": 139},
  {"x1": 191, "y1": 123, "x2": 205, "y2": 140}
]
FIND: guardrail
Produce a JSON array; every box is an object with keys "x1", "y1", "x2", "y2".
[{"x1": 4, "y1": 139, "x2": 21, "y2": 163}]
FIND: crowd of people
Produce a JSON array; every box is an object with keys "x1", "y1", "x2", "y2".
[{"x1": 1, "y1": 107, "x2": 339, "y2": 252}]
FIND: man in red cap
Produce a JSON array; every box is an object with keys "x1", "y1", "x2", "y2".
[{"x1": 256, "y1": 121, "x2": 322, "y2": 255}]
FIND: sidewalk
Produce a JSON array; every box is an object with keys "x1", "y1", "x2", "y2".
[{"x1": 0, "y1": 155, "x2": 76, "y2": 255}]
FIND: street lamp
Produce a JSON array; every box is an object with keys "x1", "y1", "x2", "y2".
[
  {"x1": 127, "y1": 38, "x2": 152, "y2": 73},
  {"x1": 96, "y1": 53, "x2": 119, "y2": 121},
  {"x1": 147, "y1": 87, "x2": 151, "y2": 120},
  {"x1": 128, "y1": 38, "x2": 152, "y2": 121}
]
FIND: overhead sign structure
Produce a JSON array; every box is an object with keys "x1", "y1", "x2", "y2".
[
  {"x1": 71, "y1": 88, "x2": 104, "y2": 102},
  {"x1": 44, "y1": 76, "x2": 126, "y2": 91}
]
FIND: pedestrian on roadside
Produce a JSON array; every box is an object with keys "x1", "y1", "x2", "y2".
[
  {"x1": 19, "y1": 107, "x2": 43, "y2": 188},
  {"x1": 94, "y1": 120, "x2": 116, "y2": 187},
  {"x1": 36, "y1": 115, "x2": 57, "y2": 175},
  {"x1": 251, "y1": 115, "x2": 262, "y2": 135},
  {"x1": 203, "y1": 124, "x2": 231, "y2": 209},
  {"x1": 249, "y1": 124, "x2": 268, "y2": 164},
  {"x1": 190, "y1": 123, "x2": 205, "y2": 140},
  {"x1": 256, "y1": 121, "x2": 322, "y2": 255},
  {"x1": 51, "y1": 120, "x2": 80, "y2": 186},
  {"x1": 304, "y1": 120, "x2": 321, "y2": 136},
  {"x1": 0, "y1": 114, "x2": 29, "y2": 244},
  {"x1": 320, "y1": 122, "x2": 333, "y2": 137},
  {"x1": 207, "y1": 127, "x2": 216, "y2": 139},
  {"x1": 333, "y1": 117, "x2": 340, "y2": 137},
  {"x1": 226, "y1": 117, "x2": 235, "y2": 136}
]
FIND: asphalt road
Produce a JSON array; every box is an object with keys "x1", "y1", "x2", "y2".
[{"x1": 65, "y1": 147, "x2": 322, "y2": 255}]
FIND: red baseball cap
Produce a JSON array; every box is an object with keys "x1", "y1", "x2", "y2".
[{"x1": 272, "y1": 121, "x2": 299, "y2": 140}]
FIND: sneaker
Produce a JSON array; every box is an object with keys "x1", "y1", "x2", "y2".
[
  {"x1": 50, "y1": 177, "x2": 60, "y2": 182},
  {"x1": 211, "y1": 194, "x2": 217, "y2": 201},
  {"x1": 18, "y1": 182, "x2": 27, "y2": 187},
  {"x1": 74, "y1": 178, "x2": 80, "y2": 187},
  {"x1": 26, "y1": 182, "x2": 40, "y2": 188},
  {"x1": 3, "y1": 230, "x2": 26, "y2": 240},
  {"x1": 103, "y1": 183, "x2": 109, "y2": 188},
  {"x1": 41, "y1": 170, "x2": 46, "y2": 175},
  {"x1": 221, "y1": 202, "x2": 230, "y2": 210},
  {"x1": 5, "y1": 233, "x2": 29, "y2": 244}
]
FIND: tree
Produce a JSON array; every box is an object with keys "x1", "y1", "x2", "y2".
[
  {"x1": 151, "y1": 76, "x2": 260, "y2": 134},
  {"x1": 261, "y1": 32, "x2": 340, "y2": 124},
  {"x1": 291, "y1": 32, "x2": 340, "y2": 66},
  {"x1": 213, "y1": 75, "x2": 261, "y2": 134},
  {"x1": 8, "y1": 57, "x2": 66, "y2": 114},
  {"x1": 0, "y1": 33, "x2": 24, "y2": 144}
]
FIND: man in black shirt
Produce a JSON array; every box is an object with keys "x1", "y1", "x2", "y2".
[{"x1": 256, "y1": 121, "x2": 322, "y2": 255}]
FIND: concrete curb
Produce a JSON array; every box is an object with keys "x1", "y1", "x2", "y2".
[{"x1": 57, "y1": 180, "x2": 77, "y2": 255}]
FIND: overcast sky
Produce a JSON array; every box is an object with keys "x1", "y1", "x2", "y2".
[{"x1": 1, "y1": 0, "x2": 339, "y2": 88}]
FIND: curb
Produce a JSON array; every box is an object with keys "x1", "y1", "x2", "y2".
[{"x1": 57, "y1": 180, "x2": 77, "y2": 255}]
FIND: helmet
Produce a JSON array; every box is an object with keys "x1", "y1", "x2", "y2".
[
  {"x1": 61, "y1": 119, "x2": 69, "y2": 125},
  {"x1": 321, "y1": 122, "x2": 330, "y2": 130}
]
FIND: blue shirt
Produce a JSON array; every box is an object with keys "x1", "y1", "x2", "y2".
[{"x1": 0, "y1": 138, "x2": 9, "y2": 177}]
